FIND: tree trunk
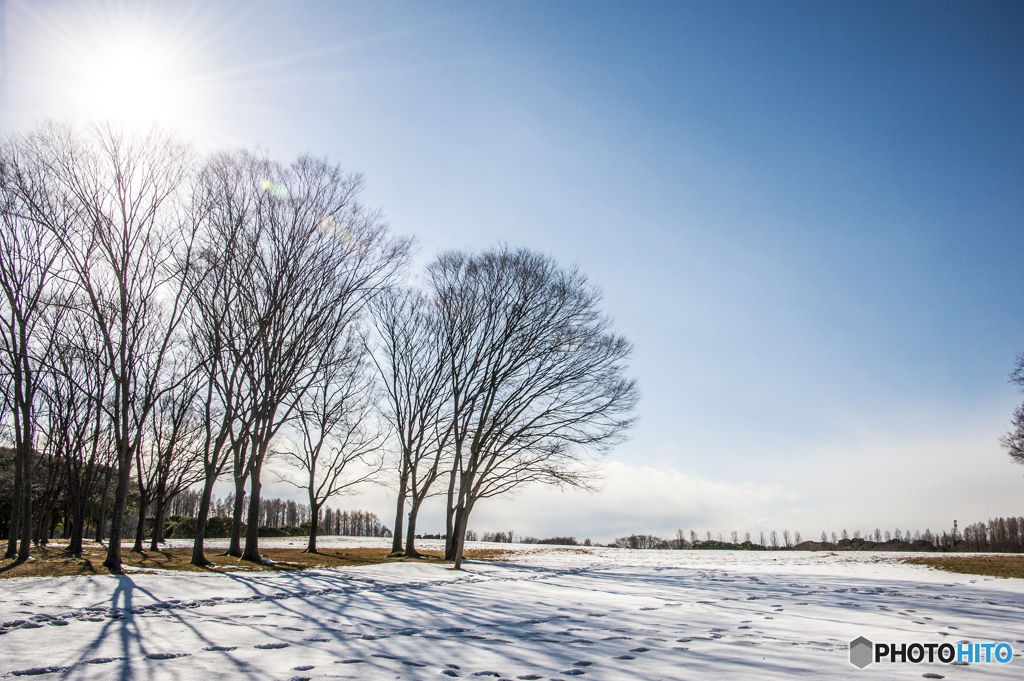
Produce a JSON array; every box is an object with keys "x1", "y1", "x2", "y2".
[
  {"x1": 452, "y1": 500, "x2": 473, "y2": 570},
  {"x1": 444, "y1": 466, "x2": 458, "y2": 559},
  {"x1": 132, "y1": 497, "x2": 148, "y2": 553},
  {"x1": 226, "y1": 471, "x2": 248, "y2": 557},
  {"x1": 96, "y1": 465, "x2": 113, "y2": 544},
  {"x1": 17, "y1": 443, "x2": 32, "y2": 561},
  {"x1": 68, "y1": 488, "x2": 86, "y2": 556},
  {"x1": 305, "y1": 501, "x2": 319, "y2": 553},
  {"x1": 391, "y1": 469, "x2": 408, "y2": 554},
  {"x1": 103, "y1": 439, "x2": 132, "y2": 572},
  {"x1": 405, "y1": 496, "x2": 423, "y2": 558},
  {"x1": 190, "y1": 468, "x2": 217, "y2": 567},
  {"x1": 241, "y1": 460, "x2": 263, "y2": 563},
  {"x1": 5, "y1": 452, "x2": 22, "y2": 558},
  {"x1": 149, "y1": 495, "x2": 167, "y2": 551}
]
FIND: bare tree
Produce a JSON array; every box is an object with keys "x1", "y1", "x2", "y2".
[
  {"x1": 282, "y1": 330, "x2": 385, "y2": 553},
  {"x1": 0, "y1": 136, "x2": 64, "y2": 560},
  {"x1": 430, "y1": 247, "x2": 639, "y2": 569},
  {"x1": 186, "y1": 152, "x2": 260, "y2": 561},
  {"x1": 40, "y1": 307, "x2": 111, "y2": 556},
  {"x1": 198, "y1": 151, "x2": 409, "y2": 564},
  {"x1": 144, "y1": 379, "x2": 204, "y2": 551},
  {"x1": 1001, "y1": 353, "x2": 1024, "y2": 468},
  {"x1": 370, "y1": 288, "x2": 453, "y2": 557},
  {"x1": 16, "y1": 121, "x2": 202, "y2": 572}
]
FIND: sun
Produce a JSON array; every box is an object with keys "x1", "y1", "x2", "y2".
[
  {"x1": 75, "y1": 35, "x2": 184, "y2": 125},
  {"x1": 9, "y1": 3, "x2": 216, "y2": 133},
  {"x1": 70, "y1": 30, "x2": 194, "y2": 127}
]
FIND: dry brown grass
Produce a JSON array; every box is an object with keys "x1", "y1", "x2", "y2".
[
  {"x1": 902, "y1": 554, "x2": 1024, "y2": 579},
  {"x1": 0, "y1": 541, "x2": 508, "y2": 579}
]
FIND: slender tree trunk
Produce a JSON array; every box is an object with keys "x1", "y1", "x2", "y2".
[
  {"x1": 149, "y1": 495, "x2": 167, "y2": 551},
  {"x1": 68, "y1": 489, "x2": 86, "y2": 556},
  {"x1": 305, "y1": 500, "x2": 319, "y2": 553},
  {"x1": 444, "y1": 466, "x2": 458, "y2": 560},
  {"x1": 226, "y1": 472, "x2": 247, "y2": 557},
  {"x1": 16, "y1": 400, "x2": 33, "y2": 561},
  {"x1": 132, "y1": 497, "x2": 148, "y2": 553},
  {"x1": 452, "y1": 499, "x2": 474, "y2": 570},
  {"x1": 103, "y1": 368, "x2": 135, "y2": 572},
  {"x1": 5, "y1": 453, "x2": 22, "y2": 558},
  {"x1": 391, "y1": 468, "x2": 408, "y2": 554},
  {"x1": 190, "y1": 469, "x2": 217, "y2": 566},
  {"x1": 65, "y1": 461, "x2": 84, "y2": 555},
  {"x1": 405, "y1": 496, "x2": 423, "y2": 558},
  {"x1": 103, "y1": 475, "x2": 128, "y2": 570},
  {"x1": 17, "y1": 444, "x2": 32, "y2": 561},
  {"x1": 103, "y1": 436, "x2": 132, "y2": 572},
  {"x1": 96, "y1": 465, "x2": 112, "y2": 544},
  {"x1": 35, "y1": 500, "x2": 52, "y2": 547},
  {"x1": 241, "y1": 457, "x2": 264, "y2": 563}
]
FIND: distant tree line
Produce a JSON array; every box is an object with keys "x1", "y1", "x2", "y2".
[
  {"x1": 960, "y1": 517, "x2": 1024, "y2": 553},
  {"x1": 602, "y1": 519, "x2": 1023, "y2": 553},
  {"x1": 0, "y1": 121, "x2": 637, "y2": 571}
]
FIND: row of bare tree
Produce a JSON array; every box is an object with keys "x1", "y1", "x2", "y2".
[
  {"x1": 0, "y1": 121, "x2": 638, "y2": 571},
  {"x1": 960, "y1": 517, "x2": 1024, "y2": 553},
  {"x1": 0, "y1": 121, "x2": 406, "y2": 570}
]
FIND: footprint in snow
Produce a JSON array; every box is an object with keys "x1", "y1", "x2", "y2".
[
  {"x1": 371, "y1": 653, "x2": 399, "y2": 660},
  {"x1": 254, "y1": 643, "x2": 290, "y2": 649},
  {"x1": 922, "y1": 675, "x2": 945, "y2": 679},
  {"x1": 516, "y1": 675, "x2": 542, "y2": 680},
  {"x1": 442, "y1": 672, "x2": 459, "y2": 678},
  {"x1": 335, "y1": 659, "x2": 364, "y2": 664},
  {"x1": 629, "y1": 647, "x2": 650, "y2": 653},
  {"x1": 560, "y1": 670, "x2": 586, "y2": 676},
  {"x1": 573, "y1": 662, "x2": 592, "y2": 667},
  {"x1": 614, "y1": 655, "x2": 635, "y2": 660},
  {"x1": 11, "y1": 667, "x2": 71, "y2": 676},
  {"x1": 203, "y1": 646, "x2": 237, "y2": 652},
  {"x1": 286, "y1": 676, "x2": 311, "y2": 681},
  {"x1": 146, "y1": 653, "x2": 190, "y2": 660},
  {"x1": 303, "y1": 638, "x2": 330, "y2": 642},
  {"x1": 402, "y1": 661, "x2": 427, "y2": 667},
  {"x1": 292, "y1": 666, "x2": 314, "y2": 671}
]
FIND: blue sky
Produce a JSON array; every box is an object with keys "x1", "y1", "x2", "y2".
[{"x1": 6, "y1": 0, "x2": 1024, "y2": 541}]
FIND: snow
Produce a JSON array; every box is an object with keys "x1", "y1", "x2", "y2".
[{"x1": 1, "y1": 543, "x2": 1022, "y2": 679}]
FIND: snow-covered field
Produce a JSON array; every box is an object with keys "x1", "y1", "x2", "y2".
[{"x1": 1, "y1": 541, "x2": 1022, "y2": 680}]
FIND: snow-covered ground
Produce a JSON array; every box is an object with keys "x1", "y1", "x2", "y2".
[{"x1": 1, "y1": 542, "x2": 1022, "y2": 680}]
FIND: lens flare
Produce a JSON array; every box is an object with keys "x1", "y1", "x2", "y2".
[{"x1": 261, "y1": 179, "x2": 288, "y2": 199}]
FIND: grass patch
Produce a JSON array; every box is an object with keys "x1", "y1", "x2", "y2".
[
  {"x1": 902, "y1": 554, "x2": 1024, "y2": 579},
  {"x1": 0, "y1": 541, "x2": 511, "y2": 579}
]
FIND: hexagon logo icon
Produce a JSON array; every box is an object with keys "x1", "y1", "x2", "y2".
[{"x1": 849, "y1": 636, "x2": 874, "y2": 668}]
